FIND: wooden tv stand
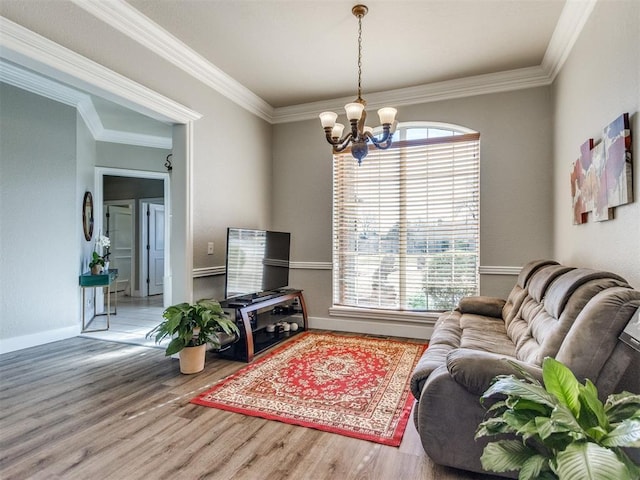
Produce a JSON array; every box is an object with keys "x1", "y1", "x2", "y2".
[{"x1": 219, "y1": 290, "x2": 308, "y2": 362}]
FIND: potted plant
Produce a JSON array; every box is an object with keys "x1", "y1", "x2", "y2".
[
  {"x1": 476, "y1": 357, "x2": 640, "y2": 480},
  {"x1": 147, "y1": 299, "x2": 239, "y2": 374},
  {"x1": 89, "y1": 234, "x2": 111, "y2": 274},
  {"x1": 89, "y1": 251, "x2": 105, "y2": 274}
]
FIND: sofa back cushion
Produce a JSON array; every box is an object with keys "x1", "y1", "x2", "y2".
[
  {"x1": 555, "y1": 287, "x2": 640, "y2": 385},
  {"x1": 507, "y1": 265, "x2": 572, "y2": 346},
  {"x1": 510, "y1": 268, "x2": 630, "y2": 365},
  {"x1": 502, "y1": 260, "x2": 559, "y2": 327}
]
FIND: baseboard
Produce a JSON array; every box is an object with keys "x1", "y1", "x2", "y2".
[
  {"x1": 0, "y1": 326, "x2": 79, "y2": 354},
  {"x1": 308, "y1": 315, "x2": 434, "y2": 341}
]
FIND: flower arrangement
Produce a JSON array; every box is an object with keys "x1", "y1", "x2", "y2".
[{"x1": 89, "y1": 234, "x2": 111, "y2": 274}]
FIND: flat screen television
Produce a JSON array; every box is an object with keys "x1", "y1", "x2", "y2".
[{"x1": 224, "y1": 228, "x2": 291, "y2": 299}]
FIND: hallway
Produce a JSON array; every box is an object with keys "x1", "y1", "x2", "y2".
[{"x1": 80, "y1": 294, "x2": 166, "y2": 349}]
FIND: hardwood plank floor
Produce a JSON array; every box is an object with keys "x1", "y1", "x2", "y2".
[{"x1": 0, "y1": 334, "x2": 502, "y2": 480}]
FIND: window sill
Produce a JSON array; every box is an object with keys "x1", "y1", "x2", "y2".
[{"x1": 329, "y1": 305, "x2": 441, "y2": 325}]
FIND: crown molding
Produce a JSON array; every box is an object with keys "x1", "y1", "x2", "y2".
[
  {"x1": 0, "y1": 58, "x2": 172, "y2": 149},
  {"x1": 71, "y1": 0, "x2": 274, "y2": 123},
  {"x1": 272, "y1": 66, "x2": 552, "y2": 124},
  {"x1": 0, "y1": 16, "x2": 201, "y2": 124},
  {"x1": 7, "y1": 0, "x2": 596, "y2": 126},
  {"x1": 542, "y1": 0, "x2": 598, "y2": 81}
]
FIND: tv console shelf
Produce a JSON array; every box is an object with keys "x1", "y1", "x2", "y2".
[{"x1": 219, "y1": 290, "x2": 308, "y2": 362}]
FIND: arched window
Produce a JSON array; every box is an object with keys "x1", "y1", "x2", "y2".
[{"x1": 332, "y1": 122, "x2": 480, "y2": 312}]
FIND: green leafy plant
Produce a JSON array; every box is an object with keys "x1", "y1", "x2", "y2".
[
  {"x1": 88, "y1": 251, "x2": 105, "y2": 268},
  {"x1": 476, "y1": 357, "x2": 640, "y2": 480},
  {"x1": 147, "y1": 299, "x2": 239, "y2": 356}
]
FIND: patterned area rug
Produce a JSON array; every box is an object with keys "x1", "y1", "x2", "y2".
[{"x1": 192, "y1": 332, "x2": 426, "y2": 446}]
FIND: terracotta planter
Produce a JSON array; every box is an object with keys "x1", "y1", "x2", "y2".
[{"x1": 179, "y1": 344, "x2": 207, "y2": 374}]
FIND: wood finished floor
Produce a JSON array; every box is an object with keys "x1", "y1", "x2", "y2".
[{"x1": 0, "y1": 332, "x2": 502, "y2": 480}]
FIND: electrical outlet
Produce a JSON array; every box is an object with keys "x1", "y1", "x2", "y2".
[{"x1": 207, "y1": 242, "x2": 214, "y2": 255}]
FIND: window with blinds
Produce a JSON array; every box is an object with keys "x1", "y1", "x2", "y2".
[{"x1": 332, "y1": 123, "x2": 480, "y2": 312}]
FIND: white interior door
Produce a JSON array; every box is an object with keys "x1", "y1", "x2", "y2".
[
  {"x1": 147, "y1": 203, "x2": 165, "y2": 296},
  {"x1": 104, "y1": 203, "x2": 133, "y2": 293}
]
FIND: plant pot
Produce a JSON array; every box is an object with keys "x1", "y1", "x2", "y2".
[
  {"x1": 179, "y1": 344, "x2": 207, "y2": 374},
  {"x1": 91, "y1": 264, "x2": 103, "y2": 275}
]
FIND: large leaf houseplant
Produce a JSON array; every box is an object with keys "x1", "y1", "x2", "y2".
[
  {"x1": 147, "y1": 299, "x2": 239, "y2": 374},
  {"x1": 476, "y1": 357, "x2": 640, "y2": 480}
]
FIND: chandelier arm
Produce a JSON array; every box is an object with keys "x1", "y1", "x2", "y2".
[
  {"x1": 323, "y1": 129, "x2": 354, "y2": 147},
  {"x1": 331, "y1": 133, "x2": 355, "y2": 153},
  {"x1": 365, "y1": 128, "x2": 394, "y2": 148},
  {"x1": 333, "y1": 141, "x2": 353, "y2": 153}
]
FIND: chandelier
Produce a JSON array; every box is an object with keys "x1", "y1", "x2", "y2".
[{"x1": 319, "y1": 4, "x2": 398, "y2": 165}]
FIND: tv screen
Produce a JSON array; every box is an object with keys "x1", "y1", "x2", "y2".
[{"x1": 224, "y1": 228, "x2": 290, "y2": 299}]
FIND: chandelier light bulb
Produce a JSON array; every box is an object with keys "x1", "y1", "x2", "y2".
[
  {"x1": 319, "y1": 111, "x2": 338, "y2": 128},
  {"x1": 345, "y1": 102, "x2": 365, "y2": 121},
  {"x1": 331, "y1": 123, "x2": 345, "y2": 139},
  {"x1": 377, "y1": 107, "x2": 397, "y2": 125}
]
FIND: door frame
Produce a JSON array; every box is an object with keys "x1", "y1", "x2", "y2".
[
  {"x1": 95, "y1": 168, "x2": 172, "y2": 305},
  {"x1": 2, "y1": 21, "x2": 200, "y2": 309}
]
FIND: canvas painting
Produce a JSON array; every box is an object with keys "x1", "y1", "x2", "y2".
[
  {"x1": 570, "y1": 113, "x2": 633, "y2": 224},
  {"x1": 603, "y1": 113, "x2": 633, "y2": 207}
]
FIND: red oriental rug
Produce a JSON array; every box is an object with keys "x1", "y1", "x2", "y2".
[{"x1": 191, "y1": 332, "x2": 426, "y2": 446}]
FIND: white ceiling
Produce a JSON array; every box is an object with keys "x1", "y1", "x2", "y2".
[
  {"x1": 2, "y1": 0, "x2": 597, "y2": 146},
  {"x1": 124, "y1": 0, "x2": 566, "y2": 108}
]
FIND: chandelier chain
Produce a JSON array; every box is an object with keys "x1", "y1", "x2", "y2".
[{"x1": 357, "y1": 13, "x2": 363, "y2": 102}]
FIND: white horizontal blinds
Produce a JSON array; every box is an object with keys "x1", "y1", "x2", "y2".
[{"x1": 333, "y1": 131, "x2": 480, "y2": 311}]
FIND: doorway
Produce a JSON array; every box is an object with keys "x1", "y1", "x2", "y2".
[{"x1": 85, "y1": 168, "x2": 170, "y2": 347}]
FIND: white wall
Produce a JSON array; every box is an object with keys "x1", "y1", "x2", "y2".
[
  {"x1": 553, "y1": 0, "x2": 640, "y2": 288},
  {"x1": 0, "y1": 84, "x2": 79, "y2": 351}
]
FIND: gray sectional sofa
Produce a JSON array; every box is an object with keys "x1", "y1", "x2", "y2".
[{"x1": 410, "y1": 259, "x2": 640, "y2": 476}]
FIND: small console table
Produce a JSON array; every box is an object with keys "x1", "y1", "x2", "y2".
[
  {"x1": 219, "y1": 289, "x2": 308, "y2": 362},
  {"x1": 79, "y1": 269, "x2": 118, "y2": 332}
]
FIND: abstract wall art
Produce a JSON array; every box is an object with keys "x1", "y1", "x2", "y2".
[{"x1": 570, "y1": 113, "x2": 633, "y2": 224}]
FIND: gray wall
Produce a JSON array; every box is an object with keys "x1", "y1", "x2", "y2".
[
  {"x1": 552, "y1": 0, "x2": 640, "y2": 288},
  {"x1": 0, "y1": 2, "x2": 274, "y2": 350},
  {"x1": 0, "y1": 84, "x2": 80, "y2": 347},
  {"x1": 1, "y1": 1, "x2": 638, "y2": 349},
  {"x1": 273, "y1": 87, "x2": 555, "y2": 326},
  {"x1": 97, "y1": 142, "x2": 169, "y2": 173}
]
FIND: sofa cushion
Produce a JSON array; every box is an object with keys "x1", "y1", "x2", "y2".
[
  {"x1": 410, "y1": 311, "x2": 461, "y2": 399},
  {"x1": 459, "y1": 314, "x2": 516, "y2": 356},
  {"x1": 458, "y1": 296, "x2": 506, "y2": 318},
  {"x1": 556, "y1": 287, "x2": 640, "y2": 384},
  {"x1": 446, "y1": 348, "x2": 543, "y2": 396},
  {"x1": 514, "y1": 272, "x2": 630, "y2": 365},
  {"x1": 502, "y1": 260, "x2": 559, "y2": 326}
]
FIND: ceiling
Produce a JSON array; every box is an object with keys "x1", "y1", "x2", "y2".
[
  {"x1": 124, "y1": 0, "x2": 567, "y2": 108},
  {"x1": 2, "y1": 0, "x2": 592, "y2": 145}
]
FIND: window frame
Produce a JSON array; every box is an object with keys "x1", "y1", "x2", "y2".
[{"x1": 331, "y1": 121, "x2": 480, "y2": 316}]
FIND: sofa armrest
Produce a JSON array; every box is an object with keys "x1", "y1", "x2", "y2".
[
  {"x1": 457, "y1": 296, "x2": 506, "y2": 318},
  {"x1": 446, "y1": 348, "x2": 543, "y2": 396}
]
